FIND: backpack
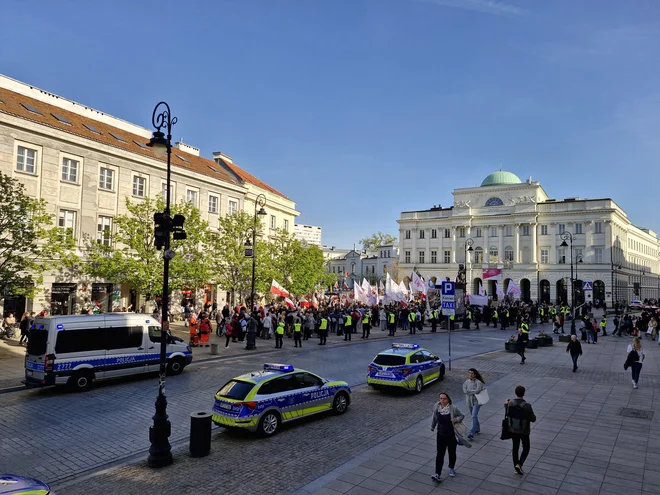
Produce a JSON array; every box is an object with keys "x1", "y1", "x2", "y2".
[{"x1": 507, "y1": 401, "x2": 527, "y2": 434}]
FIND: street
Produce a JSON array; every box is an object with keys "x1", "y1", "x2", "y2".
[{"x1": 0, "y1": 326, "x2": 511, "y2": 489}]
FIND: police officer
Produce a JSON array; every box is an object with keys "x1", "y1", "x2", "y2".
[
  {"x1": 293, "y1": 320, "x2": 303, "y2": 347},
  {"x1": 491, "y1": 308, "x2": 499, "y2": 329},
  {"x1": 599, "y1": 317, "x2": 607, "y2": 336},
  {"x1": 388, "y1": 310, "x2": 397, "y2": 336},
  {"x1": 464, "y1": 308, "x2": 472, "y2": 330},
  {"x1": 275, "y1": 320, "x2": 285, "y2": 349},
  {"x1": 318, "y1": 315, "x2": 328, "y2": 345},
  {"x1": 408, "y1": 310, "x2": 417, "y2": 335},
  {"x1": 362, "y1": 312, "x2": 371, "y2": 339},
  {"x1": 344, "y1": 312, "x2": 352, "y2": 341},
  {"x1": 430, "y1": 308, "x2": 438, "y2": 333}
]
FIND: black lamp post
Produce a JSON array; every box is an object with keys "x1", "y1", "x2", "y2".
[
  {"x1": 560, "y1": 231, "x2": 575, "y2": 333},
  {"x1": 464, "y1": 238, "x2": 474, "y2": 293},
  {"x1": 247, "y1": 194, "x2": 267, "y2": 317},
  {"x1": 575, "y1": 253, "x2": 583, "y2": 307},
  {"x1": 146, "y1": 101, "x2": 184, "y2": 468}
]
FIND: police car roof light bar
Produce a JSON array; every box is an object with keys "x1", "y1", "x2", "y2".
[
  {"x1": 392, "y1": 343, "x2": 420, "y2": 349},
  {"x1": 264, "y1": 363, "x2": 294, "y2": 372}
]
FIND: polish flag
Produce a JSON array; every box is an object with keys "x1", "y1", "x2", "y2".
[
  {"x1": 270, "y1": 280, "x2": 289, "y2": 298},
  {"x1": 284, "y1": 297, "x2": 295, "y2": 309},
  {"x1": 312, "y1": 294, "x2": 319, "y2": 309}
]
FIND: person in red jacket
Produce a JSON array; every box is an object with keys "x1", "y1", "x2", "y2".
[{"x1": 198, "y1": 313, "x2": 212, "y2": 347}]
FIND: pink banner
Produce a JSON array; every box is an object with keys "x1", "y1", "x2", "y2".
[{"x1": 482, "y1": 268, "x2": 502, "y2": 281}]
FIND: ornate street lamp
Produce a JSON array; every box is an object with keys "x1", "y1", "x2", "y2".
[
  {"x1": 247, "y1": 194, "x2": 267, "y2": 347},
  {"x1": 560, "y1": 231, "x2": 576, "y2": 334},
  {"x1": 464, "y1": 238, "x2": 474, "y2": 294}
]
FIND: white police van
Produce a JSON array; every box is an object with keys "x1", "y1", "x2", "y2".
[{"x1": 24, "y1": 314, "x2": 193, "y2": 392}]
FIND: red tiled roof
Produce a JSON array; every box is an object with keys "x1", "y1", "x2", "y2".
[
  {"x1": 0, "y1": 86, "x2": 240, "y2": 185},
  {"x1": 218, "y1": 158, "x2": 290, "y2": 200}
]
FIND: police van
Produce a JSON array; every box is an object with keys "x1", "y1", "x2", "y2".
[{"x1": 24, "y1": 314, "x2": 193, "y2": 392}]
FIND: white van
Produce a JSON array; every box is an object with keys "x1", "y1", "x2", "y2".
[{"x1": 24, "y1": 314, "x2": 193, "y2": 391}]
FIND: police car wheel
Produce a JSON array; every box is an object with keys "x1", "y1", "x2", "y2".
[
  {"x1": 166, "y1": 357, "x2": 185, "y2": 376},
  {"x1": 333, "y1": 392, "x2": 349, "y2": 414},
  {"x1": 68, "y1": 371, "x2": 93, "y2": 392},
  {"x1": 258, "y1": 412, "x2": 280, "y2": 436},
  {"x1": 414, "y1": 376, "x2": 423, "y2": 393}
]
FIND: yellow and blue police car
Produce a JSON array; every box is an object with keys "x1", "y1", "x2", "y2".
[
  {"x1": 212, "y1": 363, "x2": 351, "y2": 436},
  {"x1": 367, "y1": 343, "x2": 445, "y2": 393},
  {"x1": 0, "y1": 475, "x2": 51, "y2": 494}
]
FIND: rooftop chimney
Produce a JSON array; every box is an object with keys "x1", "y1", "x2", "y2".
[
  {"x1": 213, "y1": 151, "x2": 234, "y2": 164},
  {"x1": 176, "y1": 139, "x2": 200, "y2": 156}
]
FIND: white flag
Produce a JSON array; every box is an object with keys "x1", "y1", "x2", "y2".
[
  {"x1": 506, "y1": 280, "x2": 521, "y2": 298},
  {"x1": 354, "y1": 282, "x2": 369, "y2": 304},
  {"x1": 399, "y1": 280, "x2": 408, "y2": 296},
  {"x1": 479, "y1": 282, "x2": 486, "y2": 296},
  {"x1": 411, "y1": 272, "x2": 427, "y2": 294},
  {"x1": 361, "y1": 278, "x2": 371, "y2": 294},
  {"x1": 496, "y1": 281, "x2": 505, "y2": 298}
]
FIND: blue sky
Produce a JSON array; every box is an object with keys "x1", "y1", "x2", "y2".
[{"x1": 2, "y1": 0, "x2": 659, "y2": 248}]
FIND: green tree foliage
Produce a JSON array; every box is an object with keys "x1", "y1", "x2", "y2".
[
  {"x1": 85, "y1": 197, "x2": 212, "y2": 298},
  {"x1": 360, "y1": 231, "x2": 397, "y2": 252},
  {"x1": 0, "y1": 172, "x2": 76, "y2": 298}
]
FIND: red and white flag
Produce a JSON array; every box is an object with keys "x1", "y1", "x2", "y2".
[
  {"x1": 312, "y1": 294, "x2": 319, "y2": 309},
  {"x1": 270, "y1": 279, "x2": 289, "y2": 298},
  {"x1": 343, "y1": 280, "x2": 349, "y2": 290},
  {"x1": 284, "y1": 297, "x2": 295, "y2": 309},
  {"x1": 478, "y1": 282, "x2": 486, "y2": 296}
]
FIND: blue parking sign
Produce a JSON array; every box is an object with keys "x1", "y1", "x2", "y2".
[{"x1": 441, "y1": 281, "x2": 455, "y2": 296}]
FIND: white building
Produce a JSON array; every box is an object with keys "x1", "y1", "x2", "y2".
[
  {"x1": 397, "y1": 170, "x2": 660, "y2": 306},
  {"x1": 294, "y1": 224, "x2": 322, "y2": 246},
  {"x1": 325, "y1": 244, "x2": 400, "y2": 289}
]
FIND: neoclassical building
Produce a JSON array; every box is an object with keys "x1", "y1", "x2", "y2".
[{"x1": 398, "y1": 171, "x2": 660, "y2": 306}]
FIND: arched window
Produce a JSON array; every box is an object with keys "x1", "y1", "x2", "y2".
[
  {"x1": 485, "y1": 197, "x2": 504, "y2": 207},
  {"x1": 474, "y1": 247, "x2": 484, "y2": 264},
  {"x1": 504, "y1": 246, "x2": 514, "y2": 262},
  {"x1": 489, "y1": 246, "x2": 499, "y2": 263}
]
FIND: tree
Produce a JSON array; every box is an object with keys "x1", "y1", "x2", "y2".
[
  {"x1": 0, "y1": 172, "x2": 76, "y2": 299},
  {"x1": 360, "y1": 232, "x2": 397, "y2": 252},
  {"x1": 84, "y1": 197, "x2": 213, "y2": 302}
]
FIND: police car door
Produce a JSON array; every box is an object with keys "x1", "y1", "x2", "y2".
[
  {"x1": 296, "y1": 372, "x2": 332, "y2": 416},
  {"x1": 420, "y1": 350, "x2": 439, "y2": 380},
  {"x1": 270, "y1": 374, "x2": 307, "y2": 421},
  {"x1": 104, "y1": 325, "x2": 148, "y2": 377},
  {"x1": 411, "y1": 351, "x2": 429, "y2": 381}
]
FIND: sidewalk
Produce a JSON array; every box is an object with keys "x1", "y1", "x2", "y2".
[{"x1": 295, "y1": 331, "x2": 660, "y2": 495}]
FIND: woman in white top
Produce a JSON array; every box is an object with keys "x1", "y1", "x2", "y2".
[
  {"x1": 627, "y1": 337, "x2": 645, "y2": 389},
  {"x1": 462, "y1": 368, "x2": 486, "y2": 439}
]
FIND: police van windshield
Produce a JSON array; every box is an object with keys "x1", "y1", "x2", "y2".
[
  {"x1": 373, "y1": 354, "x2": 406, "y2": 366},
  {"x1": 217, "y1": 380, "x2": 254, "y2": 400},
  {"x1": 27, "y1": 329, "x2": 48, "y2": 356}
]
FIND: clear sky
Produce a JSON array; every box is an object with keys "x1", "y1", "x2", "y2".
[{"x1": 2, "y1": 0, "x2": 659, "y2": 248}]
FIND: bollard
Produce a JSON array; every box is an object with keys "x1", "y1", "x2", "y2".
[
  {"x1": 189, "y1": 411, "x2": 212, "y2": 458},
  {"x1": 210, "y1": 343, "x2": 218, "y2": 355},
  {"x1": 245, "y1": 330, "x2": 257, "y2": 350}
]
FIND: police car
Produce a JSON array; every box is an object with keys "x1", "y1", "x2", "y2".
[
  {"x1": 212, "y1": 364, "x2": 351, "y2": 436},
  {"x1": 367, "y1": 343, "x2": 445, "y2": 393},
  {"x1": 0, "y1": 475, "x2": 51, "y2": 494}
]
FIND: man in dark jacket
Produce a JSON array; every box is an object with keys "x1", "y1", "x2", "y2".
[
  {"x1": 505, "y1": 386, "x2": 536, "y2": 476},
  {"x1": 566, "y1": 334, "x2": 583, "y2": 372}
]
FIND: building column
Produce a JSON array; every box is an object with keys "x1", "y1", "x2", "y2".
[
  {"x1": 550, "y1": 222, "x2": 557, "y2": 264},
  {"x1": 584, "y1": 221, "x2": 593, "y2": 262},
  {"x1": 498, "y1": 226, "x2": 504, "y2": 263},
  {"x1": 411, "y1": 228, "x2": 417, "y2": 263},
  {"x1": 484, "y1": 225, "x2": 490, "y2": 264},
  {"x1": 514, "y1": 224, "x2": 520, "y2": 263},
  {"x1": 451, "y1": 227, "x2": 457, "y2": 263},
  {"x1": 531, "y1": 222, "x2": 538, "y2": 263}
]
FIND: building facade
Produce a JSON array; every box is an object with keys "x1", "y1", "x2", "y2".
[
  {"x1": 325, "y1": 244, "x2": 400, "y2": 289},
  {"x1": 0, "y1": 74, "x2": 299, "y2": 316},
  {"x1": 294, "y1": 224, "x2": 322, "y2": 246},
  {"x1": 398, "y1": 171, "x2": 660, "y2": 306}
]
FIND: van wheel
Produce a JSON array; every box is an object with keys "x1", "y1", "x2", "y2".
[
  {"x1": 258, "y1": 411, "x2": 280, "y2": 436},
  {"x1": 166, "y1": 357, "x2": 185, "y2": 376},
  {"x1": 68, "y1": 371, "x2": 93, "y2": 392}
]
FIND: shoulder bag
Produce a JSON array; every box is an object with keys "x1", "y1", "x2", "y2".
[
  {"x1": 475, "y1": 388, "x2": 490, "y2": 405},
  {"x1": 500, "y1": 405, "x2": 512, "y2": 440}
]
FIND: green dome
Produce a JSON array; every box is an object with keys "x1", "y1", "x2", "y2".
[{"x1": 481, "y1": 170, "x2": 522, "y2": 187}]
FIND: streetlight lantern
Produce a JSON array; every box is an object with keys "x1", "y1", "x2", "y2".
[{"x1": 145, "y1": 101, "x2": 181, "y2": 468}]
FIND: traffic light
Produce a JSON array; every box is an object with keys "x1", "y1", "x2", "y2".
[
  {"x1": 171, "y1": 214, "x2": 186, "y2": 241},
  {"x1": 154, "y1": 212, "x2": 170, "y2": 250}
]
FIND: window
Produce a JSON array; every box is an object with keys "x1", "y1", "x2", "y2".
[
  {"x1": 574, "y1": 223, "x2": 583, "y2": 234},
  {"x1": 418, "y1": 251, "x2": 425, "y2": 264},
  {"x1": 575, "y1": 248, "x2": 583, "y2": 260},
  {"x1": 489, "y1": 247, "x2": 498, "y2": 262},
  {"x1": 372, "y1": 266, "x2": 375, "y2": 274},
  {"x1": 503, "y1": 226, "x2": 511, "y2": 237},
  {"x1": 419, "y1": 230, "x2": 425, "y2": 239},
  {"x1": 186, "y1": 189, "x2": 198, "y2": 206},
  {"x1": 474, "y1": 247, "x2": 483, "y2": 263},
  {"x1": 161, "y1": 182, "x2": 174, "y2": 199},
  {"x1": 404, "y1": 251, "x2": 411, "y2": 263},
  {"x1": 444, "y1": 229, "x2": 451, "y2": 238},
  {"x1": 558, "y1": 224, "x2": 566, "y2": 234},
  {"x1": 558, "y1": 248, "x2": 566, "y2": 264},
  {"x1": 105, "y1": 326, "x2": 144, "y2": 350},
  {"x1": 541, "y1": 225, "x2": 548, "y2": 235},
  {"x1": 208, "y1": 195, "x2": 218, "y2": 213},
  {"x1": 458, "y1": 227, "x2": 465, "y2": 238},
  {"x1": 541, "y1": 249, "x2": 549, "y2": 264},
  {"x1": 475, "y1": 227, "x2": 482, "y2": 238},
  {"x1": 58, "y1": 209, "x2": 77, "y2": 233},
  {"x1": 405, "y1": 230, "x2": 411, "y2": 239},
  {"x1": 99, "y1": 167, "x2": 114, "y2": 190},
  {"x1": 444, "y1": 250, "x2": 451, "y2": 263},
  {"x1": 228, "y1": 199, "x2": 238, "y2": 215},
  {"x1": 431, "y1": 250, "x2": 437, "y2": 263},
  {"x1": 595, "y1": 222, "x2": 603, "y2": 234},
  {"x1": 61, "y1": 157, "x2": 79, "y2": 182},
  {"x1": 431, "y1": 229, "x2": 437, "y2": 239},
  {"x1": 16, "y1": 146, "x2": 36, "y2": 174},
  {"x1": 521, "y1": 225, "x2": 530, "y2": 236},
  {"x1": 97, "y1": 216, "x2": 113, "y2": 246},
  {"x1": 132, "y1": 176, "x2": 146, "y2": 197},
  {"x1": 504, "y1": 247, "x2": 514, "y2": 262},
  {"x1": 270, "y1": 215, "x2": 276, "y2": 229},
  {"x1": 490, "y1": 227, "x2": 497, "y2": 237},
  {"x1": 284, "y1": 219, "x2": 289, "y2": 231},
  {"x1": 56, "y1": 328, "x2": 106, "y2": 353},
  {"x1": 387, "y1": 250, "x2": 390, "y2": 257}
]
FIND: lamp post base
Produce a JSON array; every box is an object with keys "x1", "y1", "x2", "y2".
[{"x1": 148, "y1": 391, "x2": 173, "y2": 468}]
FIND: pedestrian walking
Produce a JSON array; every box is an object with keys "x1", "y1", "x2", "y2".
[
  {"x1": 463, "y1": 369, "x2": 486, "y2": 440},
  {"x1": 18, "y1": 312, "x2": 30, "y2": 345},
  {"x1": 625, "y1": 337, "x2": 645, "y2": 389},
  {"x1": 224, "y1": 322, "x2": 233, "y2": 347},
  {"x1": 566, "y1": 334, "x2": 583, "y2": 372},
  {"x1": 504, "y1": 386, "x2": 536, "y2": 476},
  {"x1": 430, "y1": 392, "x2": 465, "y2": 483},
  {"x1": 517, "y1": 326, "x2": 528, "y2": 364}
]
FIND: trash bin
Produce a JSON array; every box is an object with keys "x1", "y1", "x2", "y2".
[
  {"x1": 210, "y1": 343, "x2": 218, "y2": 355},
  {"x1": 189, "y1": 411, "x2": 212, "y2": 458}
]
